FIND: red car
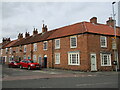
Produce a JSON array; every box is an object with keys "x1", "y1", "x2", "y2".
[
  {"x1": 8, "y1": 61, "x2": 20, "y2": 68},
  {"x1": 19, "y1": 59, "x2": 41, "y2": 70}
]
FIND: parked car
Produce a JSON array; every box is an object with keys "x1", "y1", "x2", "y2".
[
  {"x1": 8, "y1": 60, "x2": 20, "y2": 68},
  {"x1": 19, "y1": 59, "x2": 41, "y2": 70}
]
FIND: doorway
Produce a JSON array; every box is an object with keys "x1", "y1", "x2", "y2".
[
  {"x1": 90, "y1": 53, "x2": 97, "y2": 71},
  {"x1": 43, "y1": 55, "x2": 47, "y2": 68}
]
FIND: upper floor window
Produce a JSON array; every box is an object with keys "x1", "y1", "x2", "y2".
[
  {"x1": 43, "y1": 41, "x2": 48, "y2": 50},
  {"x1": 24, "y1": 45, "x2": 27, "y2": 52},
  {"x1": 6, "y1": 48, "x2": 8, "y2": 53},
  {"x1": 9, "y1": 48, "x2": 12, "y2": 54},
  {"x1": 100, "y1": 36, "x2": 107, "y2": 48},
  {"x1": 70, "y1": 36, "x2": 77, "y2": 48},
  {"x1": 1, "y1": 49, "x2": 3, "y2": 55},
  {"x1": 100, "y1": 53, "x2": 111, "y2": 66},
  {"x1": 16, "y1": 47, "x2": 18, "y2": 53},
  {"x1": 33, "y1": 43, "x2": 37, "y2": 51},
  {"x1": 55, "y1": 39, "x2": 60, "y2": 49}
]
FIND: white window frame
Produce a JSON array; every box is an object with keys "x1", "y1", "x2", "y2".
[
  {"x1": 70, "y1": 36, "x2": 77, "y2": 48},
  {"x1": 43, "y1": 41, "x2": 48, "y2": 50},
  {"x1": 100, "y1": 53, "x2": 111, "y2": 66},
  {"x1": 55, "y1": 53, "x2": 60, "y2": 64},
  {"x1": 23, "y1": 55, "x2": 26, "y2": 59},
  {"x1": 33, "y1": 55, "x2": 37, "y2": 62},
  {"x1": 100, "y1": 36, "x2": 107, "y2": 48},
  {"x1": 24, "y1": 45, "x2": 27, "y2": 52},
  {"x1": 5, "y1": 48, "x2": 8, "y2": 53},
  {"x1": 68, "y1": 52, "x2": 80, "y2": 65},
  {"x1": 33, "y1": 43, "x2": 37, "y2": 51},
  {"x1": 9, "y1": 48, "x2": 12, "y2": 54},
  {"x1": 16, "y1": 47, "x2": 18, "y2": 53},
  {"x1": 55, "y1": 39, "x2": 60, "y2": 49},
  {"x1": 1, "y1": 49, "x2": 3, "y2": 55}
]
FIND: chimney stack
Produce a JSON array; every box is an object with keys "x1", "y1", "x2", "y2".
[
  {"x1": 33, "y1": 28, "x2": 38, "y2": 35},
  {"x1": 18, "y1": 33, "x2": 23, "y2": 39},
  {"x1": 2, "y1": 37, "x2": 11, "y2": 43},
  {"x1": 42, "y1": 24, "x2": 48, "y2": 33},
  {"x1": 106, "y1": 17, "x2": 115, "y2": 27},
  {"x1": 25, "y1": 32, "x2": 30, "y2": 38},
  {"x1": 90, "y1": 17, "x2": 97, "y2": 24}
]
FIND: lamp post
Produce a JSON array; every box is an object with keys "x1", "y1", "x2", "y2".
[{"x1": 112, "y1": 2, "x2": 119, "y2": 72}]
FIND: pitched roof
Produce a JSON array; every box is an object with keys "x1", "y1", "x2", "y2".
[
  {"x1": 4, "y1": 21, "x2": 120, "y2": 48},
  {"x1": 84, "y1": 22, "x2": 120, "y2": 36},
  {"x1": 12, "y1": 30, "x2": 55, "y2": 47},
  {"x1": 47, "y1": 22, "x2": 120, "y2": 39},
  {"x1": 3, "y1": 40, "x2": 18, "y2": 48}
]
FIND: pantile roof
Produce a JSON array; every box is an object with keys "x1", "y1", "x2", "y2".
[{"x1": 1, "y1": 20, "x2": 120, "y2": 48}]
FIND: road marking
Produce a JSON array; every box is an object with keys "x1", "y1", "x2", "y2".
[{"x1": 76, "y1": 82, "x2": 117, "y2": 87}]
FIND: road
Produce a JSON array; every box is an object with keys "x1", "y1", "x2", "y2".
[{"x1": 1, "y1": 65, "x2": 119, "y2": 88}]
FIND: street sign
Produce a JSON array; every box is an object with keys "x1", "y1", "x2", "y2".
[{"x1": 112, "y1": 39, "x2": 117, "y2": 50}]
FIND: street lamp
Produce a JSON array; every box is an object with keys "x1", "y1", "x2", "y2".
[{"x1": 112, "y1": 2, "x2": 119, "y2": 71}]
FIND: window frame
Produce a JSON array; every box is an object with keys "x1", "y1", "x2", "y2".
[
  {"x1": 68, "y1": 52, "x2": 80, "y2": 65},
  {"x1": 43, "y1": 41, "x2": 48, "y2": 50},
  {"x1": 100, "y1": 36, "x2": 107, "y2": 48},
  {"x1": 5, "y1": 48, "x2": 8, "y2": 53},
  {"x1": 24, "y1": 45, "x2": 27, "y2": 52},
  {"x1": 70, "y1": 36, "x2": 77, "y2": 48},
  {"x1": 9, "y1": 48, "x2": 12, "y2": 54},
  {"x1": 33, "y1": 55, "x2": 37, "y2": 62},
  {"x1": 55, "y1": 39, "x2": 60, "y2": 49},
  {"x1": 55, "y1": 53, "x2": 60, "y2": 64},
  {"x1": 33, "y1": 43, "x2": 37, "y2": 51},
  {"x1": 100, "y1": 53, "x2": 111, "y2": 66}
]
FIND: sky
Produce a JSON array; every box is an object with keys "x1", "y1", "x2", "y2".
[{"x1": 0, "y1": 0, "x2": 119, "y2": 43}]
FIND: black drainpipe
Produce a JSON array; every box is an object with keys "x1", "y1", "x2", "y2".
[{"x1": 52, "y1": 39, "x2": 54, "y2": 69}]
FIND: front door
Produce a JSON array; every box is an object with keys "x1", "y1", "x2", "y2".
[
  {"x1": 44, "y1": 57, "x2": 47, "y2": 68},
  {"x1": 90, "y1": 54, "x2": 97, "y2": 71}
]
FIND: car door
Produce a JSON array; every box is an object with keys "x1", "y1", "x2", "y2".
[{"x1": 24, "y1": 61, "x2": 28, "y2": 68}]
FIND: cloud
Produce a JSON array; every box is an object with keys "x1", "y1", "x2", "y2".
[{"x1": 1, "y1": 2, "x2": 118, "y2": 43}]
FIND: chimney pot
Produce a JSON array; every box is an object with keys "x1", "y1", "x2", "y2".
[{"x1": 106, "y1": 17, "x2": 115, "y2": 27}]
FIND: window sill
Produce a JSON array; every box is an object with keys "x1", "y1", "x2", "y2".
[
  {"x1": 101, "y1": 65, "x2": 112, "y2": 66},
  {"x1": 68, "y1": 64, "x2": 80, "y2": 66}
]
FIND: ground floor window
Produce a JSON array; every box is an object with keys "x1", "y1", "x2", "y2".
[
  {"x1": 33, "y1": 55, "x2": 37, "y2": 62},
  {"x1": 68, "y1": 52, "x2": 80, "y2": 65},
  {"x1": 55, "y1": 53, "x2": 60, "y2": 64},
  {"x1": 23, "y1": 55, "x2": 26, "y2": 59},
  {"x1": 100, "y1": 53, "x2": 111, "y2": 66}
]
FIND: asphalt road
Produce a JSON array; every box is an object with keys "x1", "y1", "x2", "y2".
[{"x1": 1, "y1": 65, "x2": 119, "y2": 88}]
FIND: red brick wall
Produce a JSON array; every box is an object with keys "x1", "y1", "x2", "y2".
[
  {"x1": 87, "y1": 34, "x2": 119, "y2": 71},
  {"x1": 51, "y1": 34, "x2": 89, "y2": 71}
]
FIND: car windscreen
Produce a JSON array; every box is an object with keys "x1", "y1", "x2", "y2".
[
  {"x1": 15, "y1": 61, "x2": 20, "y2": 63},
  {"x1": 27, "y1": 61, "x2": 34, "y2": 63}
]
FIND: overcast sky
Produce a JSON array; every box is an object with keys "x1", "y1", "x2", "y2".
[{"x1": 0, "y1": 1, "x2": 119, "y2": 43}]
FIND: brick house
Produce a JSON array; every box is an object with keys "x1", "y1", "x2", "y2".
[{"x1": 0, "y1": 17, "x2": 120, "y2": 71}]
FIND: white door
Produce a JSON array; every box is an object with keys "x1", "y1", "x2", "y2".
[{"x1": 90, "y1": 54, "x2": 97, "y2": 71}]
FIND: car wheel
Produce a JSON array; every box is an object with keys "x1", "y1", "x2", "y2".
[
  {"x1": 20, "y1": 65, "x2": 23, "y2": 69},
  {"x1": 8, "y1": 65, "x2": 11, "y2": 68},
  {"x1": 28, "y1": 66, "x2": 31, "y2": 70}
]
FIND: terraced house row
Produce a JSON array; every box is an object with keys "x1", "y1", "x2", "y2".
[{"x1": 0, "y1": 17, "x2": 120, "y2": 71}]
